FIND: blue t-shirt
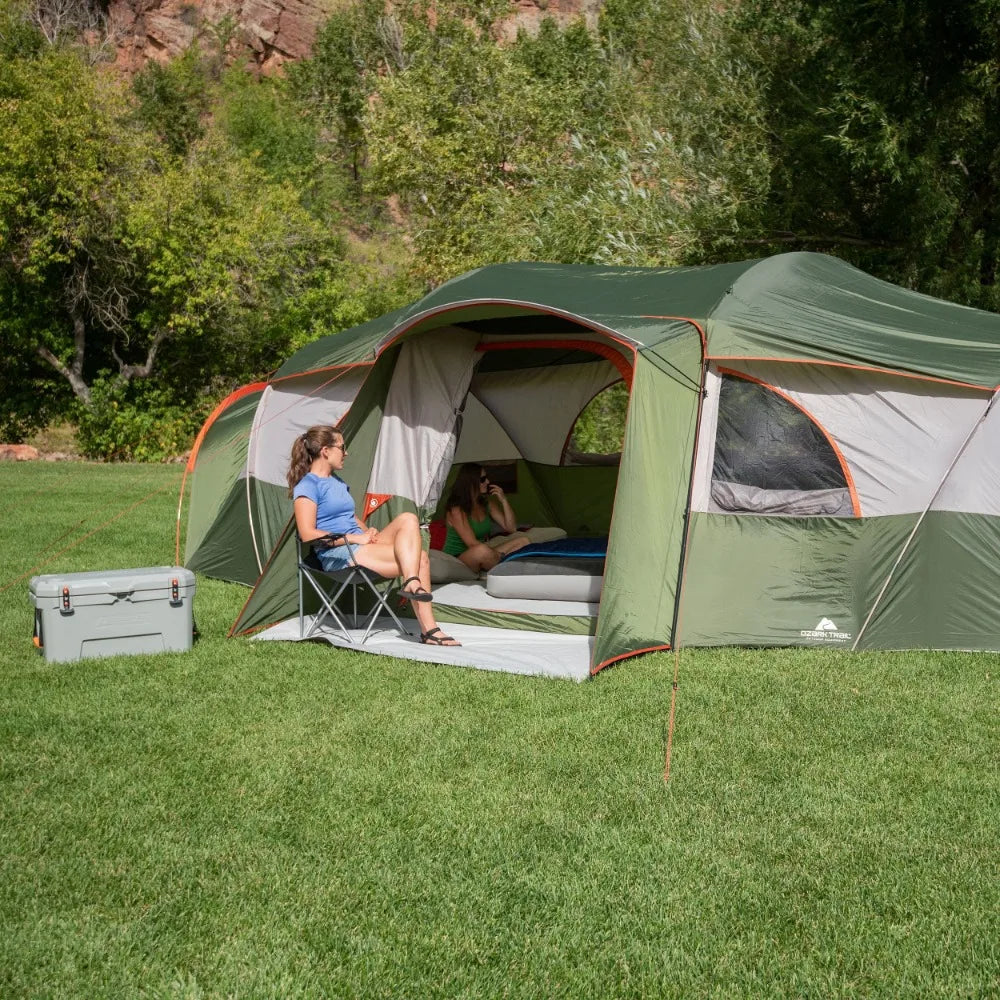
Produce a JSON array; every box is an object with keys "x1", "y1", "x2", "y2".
[{"x1": 293, "y1": 473, "x2": 363, "y2": 537}]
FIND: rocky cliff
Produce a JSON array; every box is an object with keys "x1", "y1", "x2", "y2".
[{"x1": 108, "y1": 0, "x2": 604, "y2": 74}]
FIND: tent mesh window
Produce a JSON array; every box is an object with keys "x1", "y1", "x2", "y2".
[
  {"x1": 563, "y1": 381, "x2": 626, "y2": 466},
  {"x1": 711, "y1": 374, "x2": 853, "y2": 516}
]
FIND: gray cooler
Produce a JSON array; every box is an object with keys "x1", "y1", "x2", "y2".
[{"x1": 29, "y1": 566, "x2": 196, "y2": 664}]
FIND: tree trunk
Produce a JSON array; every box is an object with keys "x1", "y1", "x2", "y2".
[
  {"x1": 36, "y1": 312, "x2": 91, "y2": 406},
  {"x1": 112, "y1": 327, "x2": 169, "y2": 384}
]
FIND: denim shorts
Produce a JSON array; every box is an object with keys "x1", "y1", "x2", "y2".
[{"x1": 317, "y1": 542, "x2": 360, "y2": 571}]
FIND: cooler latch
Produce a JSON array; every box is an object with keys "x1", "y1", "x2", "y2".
[
  {"x1": 60, "y1": 586, "x2": 72, "y2": 615},
  {"x1": 170, "y1": 577, "x2": 182, "y2": 607}
]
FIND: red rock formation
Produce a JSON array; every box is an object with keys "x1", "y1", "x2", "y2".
[
  {"x1": 496, "y1": 0, "x2": 601, "y2": 41},
  {"x1": 106, "y1": 0, "x2": 604, "y2": 73},
  {"x1": 108, "y1": 0, "x2": 342, "y2": 73},
  {"x1": 0, "y1": 445, "x2": 41, "y2": 461}
]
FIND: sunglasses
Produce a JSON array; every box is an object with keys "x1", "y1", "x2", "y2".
[{"x1": 479, "y1": 475, "x2": 489, "y2": 482}]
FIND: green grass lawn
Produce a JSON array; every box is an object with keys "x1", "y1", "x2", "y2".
[{"x1": 1, "y1": 462, "x2": 998, "y2": 998}]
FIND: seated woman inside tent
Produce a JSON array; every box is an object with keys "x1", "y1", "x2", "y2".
[
  {"x1": 289, "y1": 425, "x2": 460, "y2": 647},
  {"x1": 443, "y1": 463, "x2": 531, "y2": 573}
]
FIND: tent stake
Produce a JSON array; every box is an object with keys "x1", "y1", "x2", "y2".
[{"x1": 664, "y1": 650, "x2": 681, "y2": 783}]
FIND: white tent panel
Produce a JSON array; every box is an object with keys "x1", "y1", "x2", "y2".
[
  {"x1": 768, "y1": 366, "x2": 988, "y2": 517},
  {"x1": 690, "y1": 367, "x2": 722, "y2": 512},
  {"x1": 453, "y1": 392, "x2": 521, "y2": 463},
  {"x1": 248, "y1": 369, "x2": 369, "y2": 488},
  {"x1": 367, "y1": 328, "x2": 481, "y2": 509},
  {"x1": 933, "y1": 394, "x2": 1000, "y2": 515},
  {"x1": 471, "y1": 361, "x2": 619, "y2": 465},
  {"x1": 694, "y1": 363, "x2": 990, "y2": 517}
]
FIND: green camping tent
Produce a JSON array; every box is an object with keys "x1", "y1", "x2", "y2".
[{"x1": 183, "y1": 252, "x2": 1000, "y2": 679}]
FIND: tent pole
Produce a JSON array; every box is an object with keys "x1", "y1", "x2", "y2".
[
  {"x1": 665, "y1": 343, "x2": 710, "y2": 784},
  {"x1": 851, "y1": 388, "x2": 1000, "y2": 650},
  {"x1": 245, "y1": 400, "x2": 266, "y2": 575}
]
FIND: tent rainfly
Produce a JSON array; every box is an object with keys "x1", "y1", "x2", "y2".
[{"x1": 183, "y1": 252, "x2": 1000, "y2": 680}]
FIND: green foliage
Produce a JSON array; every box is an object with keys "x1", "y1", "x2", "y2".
[
  {"x1": 569, "y1": 381, "x2": 628, "y2": 455},
  {"x1": 357, "y1": 1, "x2": 769, "y2": 281},
  {"x1": 0, "y1": 39, "x2": 145, "y2": 412},
  {"x1": 0, "y1": 29, "x2": 353, "y2": 456},
  {"x1": 132, "y1": 46, "x2": 211, "y2": 156},
  {"x1": 739, "y1": 0, "x2": 1000, "y2": 308},
  {"x1": 0, "y1": 350, "x2": 66, "y2": 441},
  {"x1": 8, "y1": 0, "x2": 1000, "y2": 458},
  {"x1": 287, "y1": 1, "x2": 385, "y2": 180},
  {"x1": 75, "y1": 375, "x2": 207, "y2": 461},
  {"x1": 123, "y1": 134, "x2": 344, "y2": 388},
  {"x1": 0, "y1": 0, "x2": 43, "y2": 59},
  {"x1": 219, "y1": 69, "x2": 319, "y2": 183}
]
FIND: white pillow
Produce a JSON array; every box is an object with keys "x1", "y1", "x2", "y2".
[
  {"x1": 524, "y1": 526, "x2": 567, "y2": 544},
  {"x1": 429, "y1": 549, "x2": 479, "y2": 584}
]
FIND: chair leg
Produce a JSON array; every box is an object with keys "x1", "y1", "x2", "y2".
[
  {"x1": 298, "y1": 566, "x2": 305, "y2": 639},
  {"x1": 298, "y1": 563, "x2": 414, "y2": 646},
  {"x1": 301, "y1": 569, "x2": 353, "y2": 642},
  {"x1": 357, "y1": 580, "x2": 411, "y2": 644}
]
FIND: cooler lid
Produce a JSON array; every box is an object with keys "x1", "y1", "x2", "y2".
[{"x1": 29, "y1": 566, "x2": 196, "y2": 599}]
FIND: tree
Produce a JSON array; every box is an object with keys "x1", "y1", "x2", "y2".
[
  {"x1": 0, "y1": 37, "x2": 143, "y2": 408},
  {"x1": 357, "y1": 1, "x2": 770, "y2": 282},
  {"x1": 0, "y1": 11, "x2": 348, "y2": 447},
  {"x1": 132, "y1": 46, "x2": 212, "y2": 157},
  {"x1": 122, "y1": 135, "x2": 345, "y2": 395},
  {"x1": 740, "y1": 0, "x2": 1000, "y2": 308}
]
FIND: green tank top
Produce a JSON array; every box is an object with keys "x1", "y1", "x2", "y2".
[{"x1": 443, "y1": 512, "x2": 492, "y2": 556}]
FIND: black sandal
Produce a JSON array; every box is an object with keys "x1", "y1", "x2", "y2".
[
  {"x1": 400, "y1": 576, "x2": 434, "y2": 603},
  {"x1": 420, "y1": 627, "x2": 461, "y2": 646}
]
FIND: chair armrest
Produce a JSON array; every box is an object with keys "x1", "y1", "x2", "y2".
[{"x1": 311, "y1": 532, "x2": 347, "y2": 550}]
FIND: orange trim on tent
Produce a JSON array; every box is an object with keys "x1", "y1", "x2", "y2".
[
  {"x1": 717, "y1": 366, "x2": 863, "y2": 518},
  {"x1": 268, "y1": 301, "x2": 646, "y2": 390},
  {"x1": 708, "y1": 355, "x2": 992, "y2": 393},
  {"x1": 267, "y1": 360, "x2": 375, "y2": 386},
  {"x1": 477, "y1": 338, "x2": 635, "y2": 386},
  {"x1": 591, "y1": 644, "x2": 672, "y2": 675},
  {"x1": 377, "y1": 300, "x2": 639, "y2": 358},
  {"x1": 639, "y1": 315, "x2": 708, "y2": 354},
  {"x1": 186, "y1": 382, "x2": 268, "y2": 473}
]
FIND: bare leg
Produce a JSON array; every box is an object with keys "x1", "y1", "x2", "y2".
[
  {"x1": 352, "y1": 520, "x2": 459, "y2": 644},
  {"x1": 459, "y1": 542, "x2": 499, "y2": 573},
  {"x1": 494, "y1": 536, "x2": 530, "y2": 557},
  {"x1": 370, "y1": 512, "x2": 424, "y2": 589}
]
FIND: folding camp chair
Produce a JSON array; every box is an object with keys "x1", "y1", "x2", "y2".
[{"x1": 297, "y1": 534, "x2": 412, "y2": 644}]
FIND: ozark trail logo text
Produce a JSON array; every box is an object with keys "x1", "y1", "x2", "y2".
[{"x1": 800, "y1": 617, "x2": 852, "y2": 641}]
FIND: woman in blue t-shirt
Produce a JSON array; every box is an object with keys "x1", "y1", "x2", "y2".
[{"x1": 289, "y1": 425, "x2": 459, "y2": 646}]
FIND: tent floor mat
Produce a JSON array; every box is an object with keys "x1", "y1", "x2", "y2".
[{"x1": 253, "y1": 616, "x2": 593, "y2": 681}]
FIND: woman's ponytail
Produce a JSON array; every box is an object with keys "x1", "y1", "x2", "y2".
[{"x1": 287, "y1": 425, "x2": 339, "y2": 496}]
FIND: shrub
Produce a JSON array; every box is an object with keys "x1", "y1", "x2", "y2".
[{"x1": 76, "y1": 377, "x2": 208, "y2": 462}]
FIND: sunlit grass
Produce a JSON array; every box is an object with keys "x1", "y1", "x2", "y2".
[{"x1": 1, "y1": 463, "x2": 997, "y2": 997}]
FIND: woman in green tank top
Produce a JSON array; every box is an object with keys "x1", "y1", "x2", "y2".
[{"x1": 444, "y1": 463, "x2": 530, "y2": 572}]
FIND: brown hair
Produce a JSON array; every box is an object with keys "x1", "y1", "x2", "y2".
[
  {"x1": 287, "y1": 425, "x2": 342, "y2": 496},
  {"x1": 445, "y1": 463, "x2": 486, "y2": 515}
]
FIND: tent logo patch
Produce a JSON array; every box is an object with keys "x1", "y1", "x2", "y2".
[{"x1": 800, "y1": 617, "x2": 852, "y2": 642}]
